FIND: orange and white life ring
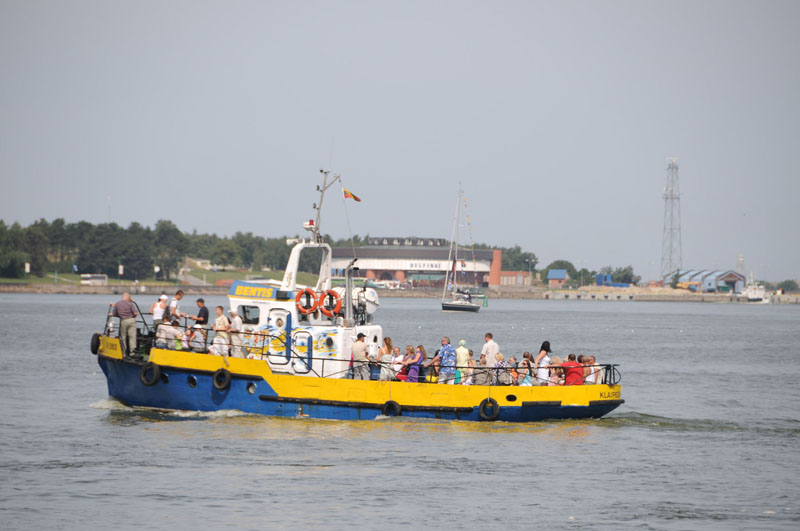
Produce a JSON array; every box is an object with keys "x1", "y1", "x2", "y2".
[
  {"x1": 295, "y1": 288, "x2": 319, "y2": 315},
  {"x1": 319, "y1": 290, "x2": 342, "y2": 317}
]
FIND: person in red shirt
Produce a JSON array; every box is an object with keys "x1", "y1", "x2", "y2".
[{"x1": 562, "y1": 353, "x2": 584, "y2": 386}]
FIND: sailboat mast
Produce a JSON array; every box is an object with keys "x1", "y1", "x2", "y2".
[
  {"x1": 442, "y1": 183, "x2": 461, "y2": 301},
  {"x1": 454, "y1": 183, "x2": 461, "y2": 292}
]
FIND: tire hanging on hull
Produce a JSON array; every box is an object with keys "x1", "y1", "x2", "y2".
[
  {"x1": 478, "y1": 398, "x2": 500, "y2": 421},
  {"x1": 213, "y1": 368, "x2": 232, "y2": 390},
  {"x1": 139, "y1": 362, "x2": 161, "y2": 386}
]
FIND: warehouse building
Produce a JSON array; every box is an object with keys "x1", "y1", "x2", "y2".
[
  {"x1": 331, "y1": 236, "x2": 502, "y2": 287},
  {"x1": 672, "y1": 269, "x2": 746, "y2": 293}
]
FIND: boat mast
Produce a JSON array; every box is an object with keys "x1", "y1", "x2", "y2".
[
  {"x1": 311, "y1": 169, "x2": 341, "y2": 243},
  {"x1": 442, "y1": 183, "x2": 460, "y2": 301}
]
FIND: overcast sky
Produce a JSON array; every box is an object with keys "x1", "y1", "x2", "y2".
[{"x1": 1, "y1": 0, "x2": 798, "y2": 281}]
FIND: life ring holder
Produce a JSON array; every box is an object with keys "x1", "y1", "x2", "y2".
[
  {"x1": 295, "y1": 288, "x2": 319, "y2": 315},
  {"x1": 478, "y1": 397, "x2": 500, "y2": 421},
  {"x1": 319, "y1": 290, "x2": 343, "y2": 318},
  {"x1": 381, "y1": 400, "x2": 402, "y2": 417}
]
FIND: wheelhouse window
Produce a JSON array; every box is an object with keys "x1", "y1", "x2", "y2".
[{"x1": 238, "y1": 305, "x2": 260, "y2": 325}]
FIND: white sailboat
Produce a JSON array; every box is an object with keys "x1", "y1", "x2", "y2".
[{"x1": 441, "y1": 184, "x2": 481, "y2": 313}]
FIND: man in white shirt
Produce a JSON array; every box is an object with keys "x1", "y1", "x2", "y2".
[
  {"x1": 169, "y1": 290, "x2": 185, "y2": 321},
  {"x1": 480, "y1": 332, "x2": 499, "y2": 367},
  {"x1": 229, "y1": 308, "x2": 243, "y2": 358}
]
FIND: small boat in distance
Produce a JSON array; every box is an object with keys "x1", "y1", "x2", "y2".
[
  {"x1": 742, "y1": 272, "x2": 770, "y2": 303},
  {"x1": 441, "y1": 184, "x2": 482, "y2": 313}
]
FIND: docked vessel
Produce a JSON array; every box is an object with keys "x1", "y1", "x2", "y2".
[
  {"x1": 741, "y1": 272, "x2": 770, "y2": 303},
  {"x1": 91, "y1": 171, "x2": 623, "y2": 422}
]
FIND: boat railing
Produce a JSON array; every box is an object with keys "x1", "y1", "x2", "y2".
[
  {"x1": 102, "y1": 311, "x2": 622, "y2": 386},
  {"x1": 360, "y1": 362, "x2": 621, "y2": 386}
]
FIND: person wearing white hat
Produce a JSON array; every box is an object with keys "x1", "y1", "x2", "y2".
[
  {"x1": 229, "y1": 308, "x2": 244, "y2": 358},
  {"x1": 150, "y1": 294, "x2": 169, "y2": 322}
]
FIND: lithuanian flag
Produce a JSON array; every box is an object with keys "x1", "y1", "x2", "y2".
[{"x1": 343, "y1": 188, "x2": 361, "y2": 202}]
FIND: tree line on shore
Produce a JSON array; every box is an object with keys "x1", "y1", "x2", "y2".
[
  {"x1": 0, "y1": 218, "x2": 544, "y2": 282},
  {"x1": 8, "y1": 218, "x2": 790, "y2": 291}
]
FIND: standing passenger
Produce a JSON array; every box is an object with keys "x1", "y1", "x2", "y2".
[
  {"x1": 455, "y1": 340, "x2": 470, "y2": 383},
  {"x1": 351, "y1": 333, "x2": 370, "y2": 380},
  {"x1": 213, "y1": 306, "x2": 230, "y2": 346},
  {"x1": 169, "y1": 290, "x2": 185, "y2": 321},
  {"x1": 437, "y1": 337, "x2": 457, "y2": 384},
  {"x1": 481, "y1": 332, "x2": 499, "y2": 367},
  {"x1": 378, "y1": 337, "x2": 395, "y2": 381},
  {"x1": 112, "y1": 292, "x2": 138, "y2": 356},
  {"x1": 229, "y1": 308, "x2": 243, "y2": 358},
  {"x1": 190, "y1": 298, "x2": 210, "y2": 327},
  {"x1": 534, "y1": 341, "x2": 552, "y2": 386},
  {"x1": 149, "y1": 294, "x2": 168, "y2": 323}
]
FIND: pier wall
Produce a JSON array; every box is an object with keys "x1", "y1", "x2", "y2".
[{"x1": 1, "y1": 283, "x2": 798, "y2": 304}]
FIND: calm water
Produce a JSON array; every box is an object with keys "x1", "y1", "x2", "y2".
[{"x1": 1, "y1": 294, "x2": 799, "y2": 530}]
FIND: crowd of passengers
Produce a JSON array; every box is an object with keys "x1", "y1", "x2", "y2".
[
  {"x1": 112, "y1": 291, "x2": 245, "y2": 358},
  {"x1": 112, "y1": 292, "x2": 602, "y2": 386},
  {"x1": 351, "y1": 333, "x2": 603, "y2": 386}
]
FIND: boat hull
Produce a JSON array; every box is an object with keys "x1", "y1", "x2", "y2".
[
  {"x1": 441, "y1": 301, "x2": 481, "y2": 312},
  {"x1": 96, "y1": 339, "x2": 624, "y2": 423}
]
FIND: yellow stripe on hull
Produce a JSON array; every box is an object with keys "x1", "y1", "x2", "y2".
[{"x1": 146, "y1": 348, "x2": 622, "y2": 409}]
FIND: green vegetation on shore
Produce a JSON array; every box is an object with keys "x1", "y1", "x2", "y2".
[
  {"x1": 3, "y1": 218, "x2": 795, "y2": 291},
  {"x1": 0, "y1": 218, "x2": 543, "y2": 283}
]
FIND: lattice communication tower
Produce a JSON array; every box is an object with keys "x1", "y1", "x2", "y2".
[{"x1": 660, "y1": 158, "x2": 682, "y2": 280}]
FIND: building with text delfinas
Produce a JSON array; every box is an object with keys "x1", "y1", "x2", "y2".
[
  {"x1": 547, "y1": 269, "x2": 568, "y2": 288},
  {"x1": 331, "y1": 237, "x2": 502, "y2": 287}
]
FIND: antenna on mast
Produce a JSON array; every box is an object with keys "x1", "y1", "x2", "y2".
[{"x1": 306, "y1": 169, "x2": 341, "y2": 243}]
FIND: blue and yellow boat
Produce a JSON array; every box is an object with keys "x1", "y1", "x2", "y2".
[{"x1": 91, "y1": 171, "x2": 624, "y2": 422}]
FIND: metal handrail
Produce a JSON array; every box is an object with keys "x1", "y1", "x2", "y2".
[{"x1": 106, "y1": 309, "x2": 622, "y2": 386}]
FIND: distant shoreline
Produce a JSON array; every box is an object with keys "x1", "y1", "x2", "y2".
[{"x1": 1, "y1": 283, "x2": 797, "y2": 304}]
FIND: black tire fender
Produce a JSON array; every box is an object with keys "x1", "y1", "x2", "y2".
[
  {"x1": 478, "y1": 397, "x2": 500, "y2": 421},
  {"x1": 381, "y1": 400, "x2": 402, "y2": 417},
  {"x1": 139, "y1": 362, "x2": 161, "y2": 386},
  {"x1": 90, "y1": 333, "x2": 101, "y2": 355},
  {"x1": 213, "y1": 368, "x2": 232, "y2": 391}
]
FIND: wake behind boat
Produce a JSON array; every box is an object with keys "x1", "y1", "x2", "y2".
[{"x1": 90, "y1": 171, "x2": 623, "y2": 422}]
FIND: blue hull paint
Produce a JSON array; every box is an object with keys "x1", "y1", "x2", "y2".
[{"x1": 98, "y1": 357, "x2": 621, "y2": 422}]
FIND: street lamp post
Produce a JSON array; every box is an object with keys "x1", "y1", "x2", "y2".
[{"x1": 526, "y1": 258, "x2": 534, "y2": 287}]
